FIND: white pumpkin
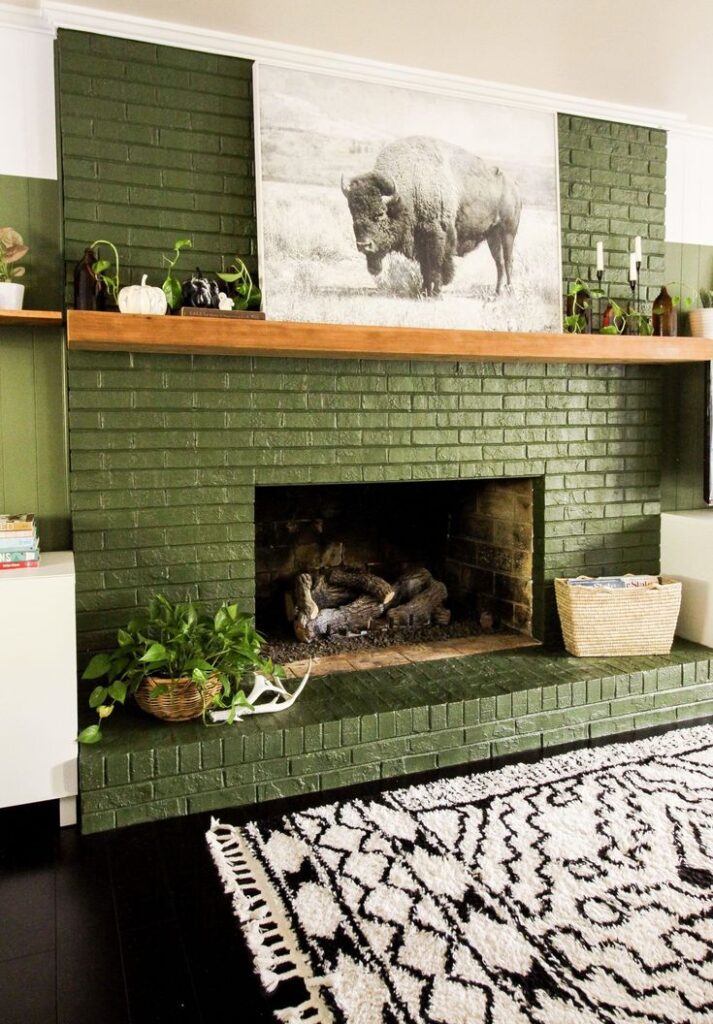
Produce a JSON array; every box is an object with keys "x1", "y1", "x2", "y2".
[{"x1": 118, "y1": 274, "x2": 167, "y2": 315}]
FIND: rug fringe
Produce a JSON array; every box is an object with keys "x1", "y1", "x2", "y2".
[
  {"x1": 275, "y1": 997, "x2": 327, "y2": 1022},
  {"x1": 207, "y1": 819, "x2": 334, "y2": 1023}
]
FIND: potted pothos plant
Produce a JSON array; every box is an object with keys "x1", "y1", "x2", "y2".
[
  {"x1": 161, "y1": 237, "x2": 192, "y2": 311},
  {"x1": 564, "y1": 277, "x2": 599, "y2": 333},
  {"x1": 90, "y1": 238, "x2": 121, "y2": 306},
  {"x1": 217, "y1": 255, "x2": 262, "y2": 311},
  {"x1": 77, "y1": 595, "x2": 284, "y2": 743},
  {"x1": 0, "y1": 228, "x2": 29, "y2": 310}
]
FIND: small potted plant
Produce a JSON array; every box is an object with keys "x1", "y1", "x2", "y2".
[
  {"x1": 217, "y1": 254, "x2": 262, "y2": 312},
  {"x1": 0, "y1": 228, "x2": 29, "y2": 310},
  {"x1": 90, "y1": 239, "x2": 121, "y2": 307},
  {"x1": 161, "y1": 238, "x2": 192, "y2": 312},
  {"x1": 563, "y1": 278, "x2": 598, "y2": 334},
  {"x1": 690, "y1": 289, "x2": 713, "y2": 339},
  {"x1": 77, "y1": 595, "x2": 284, "y2": 743}
]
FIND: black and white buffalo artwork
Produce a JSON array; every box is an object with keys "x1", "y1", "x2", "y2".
[{"x1": 254, "y1": 65, "x2": 562, "y2": 331}]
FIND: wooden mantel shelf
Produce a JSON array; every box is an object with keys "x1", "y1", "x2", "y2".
[
  {"x1": 66, "y1": 309, "x2": 713, "y2": 364},
  {"x1": 0, "y1": 309, "x2": 63, "y2": 327}
]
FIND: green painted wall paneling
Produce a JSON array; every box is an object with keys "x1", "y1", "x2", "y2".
[
  {"x1": 0, "y1": 173, "x2": 70, "y2": 550},
  {"x1": 56, "y1": 30, "x2": 256, "y2": 299},
  {"x1": 661, "y1": 241, "x2": 712, "y2": 511}
]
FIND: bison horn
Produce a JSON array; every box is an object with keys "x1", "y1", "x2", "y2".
[{"x1": 340, "y1": 173, "x2": 350, "y2": 197}]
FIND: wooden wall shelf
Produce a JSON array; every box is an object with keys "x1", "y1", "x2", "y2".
[
  {"x1": 0, "y1": 309, "x2": 63, "y2": 327},
  {"x1": 66, "y1": 309, "x2": 713, "y2": 364}
]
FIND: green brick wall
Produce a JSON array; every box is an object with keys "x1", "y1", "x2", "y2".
[
  {"x1": 56, "y1": 30, "x2": 256, "y2": 295},
  {"x1": 57, "y1": 57, "x2": 668, "y2": 654},
  {"x1": 67, "y1": 354, "x2": 663, "y2": 652},
  {"x1": 559, "y1": 114, "x2": 666, "y2": 305}
]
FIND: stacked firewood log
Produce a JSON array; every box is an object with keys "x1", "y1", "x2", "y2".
[{"x1": 286, "y1": 566, "x2": 450, "y2": 643}]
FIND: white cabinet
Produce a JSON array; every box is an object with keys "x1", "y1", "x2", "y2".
[
  {"x1": 661, "y1": 511, "x2": 713, "y2": 649},
  {"x1": 0, "y1": 552, "x2": 77, "y2": 824}
]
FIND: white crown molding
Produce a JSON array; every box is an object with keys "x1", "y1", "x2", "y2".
[
  {"x1": 36, "y1": 0, "x2": 690, "y2": 131},
  {"x1": 0, "y1": 1, "x2": 54, "y2": 33},
  {"x1": 4, "y1": 1, "x2": 710, "y2": 134}
]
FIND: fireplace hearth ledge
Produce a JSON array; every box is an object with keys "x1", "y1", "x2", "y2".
[{"x1": 77, "y1": 639, "x2": 713, "y2": 834}]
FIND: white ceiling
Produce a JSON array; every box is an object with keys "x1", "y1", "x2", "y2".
[{"x1": 8, "y1": 0, "x2": 713, "y2": 128}]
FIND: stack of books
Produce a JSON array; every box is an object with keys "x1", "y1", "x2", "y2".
[{"x1": 0, "y1": 514, "x2": 40, "y2": 570}]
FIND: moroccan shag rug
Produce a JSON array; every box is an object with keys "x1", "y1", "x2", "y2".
[{"x1": 207, "y1": 724, "x2": 713, "y2": 1023}]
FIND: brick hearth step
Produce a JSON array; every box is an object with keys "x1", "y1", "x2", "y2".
[{"x1": 78, "y1": 639, "x2": 713, "y2": 833}]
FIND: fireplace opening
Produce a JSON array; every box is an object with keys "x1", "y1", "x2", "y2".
[
  {"x1": 253, "y1": 481, "x2": 536, "y2": 671},
  {"x1": 256, "y1": 478, "x2": 538, "y2": 668}
]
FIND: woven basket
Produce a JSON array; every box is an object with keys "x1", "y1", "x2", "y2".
[
  {"x1": 135, "y1": 674, "x2": 222, "y2": 722},
  {"x1": 555, "y1": 576, "x2": 682, "y2": 657}
]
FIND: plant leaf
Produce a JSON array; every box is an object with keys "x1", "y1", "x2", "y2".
[
  {"x1": 108, "y1": 680, "x2": 128, "y2": 704},
  {"x1": 139, "y1": 642, "x2": 168, "y2": 663},
  {"x1": 82, "y1": 653, "x2": 112, "y2": 680},
  {"x1": 88, "y1": 685, "x2": 108, "y2": 708},
  {"x1": 77, "y1": 724, "x2": 102, "y2": 744},
  {"x1": 163, "y1": 275, "x2": 182, "y2": 310}
]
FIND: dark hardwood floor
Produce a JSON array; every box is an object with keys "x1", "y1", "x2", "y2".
[
  {"x1": 1, "y1": 718, "x2": 707, "y2": 1023},
  {"x1": 0, "y1": 800, "x2": 279, "y2": 1024}
]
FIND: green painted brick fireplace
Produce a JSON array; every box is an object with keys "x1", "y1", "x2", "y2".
[
  {"x1": 56, "y1": 30, "x2": 686, "y2": 830},
  {"x1": 67, "y1": 354, "x2": 663, "y2": 654},
  {"x1": 57, "y1": 30, "x2": 668, "y2": 656}
]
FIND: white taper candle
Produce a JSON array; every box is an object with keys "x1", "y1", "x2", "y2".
[
  {"x1": 634, "y1": 236, "x2": 642, "y2": 263},
  {"x1": 596, "y1": 242, "x2": 604, "y2": 273},
  {"x1": 629, "y1": 252, "x2": 638, "y2": 282}
]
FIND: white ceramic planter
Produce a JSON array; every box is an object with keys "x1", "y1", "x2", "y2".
[
  {"x1": 0, "y1": 282, "x2": 25, "y2": 310},
  {"x1": 689, "y1": 308, "x2": 713, "y2": 339}
]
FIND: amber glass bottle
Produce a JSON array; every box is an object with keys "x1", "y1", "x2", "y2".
[
  {"x1": 652, "y1": 285, "x2": 677, "y2": 337},
  {"x1": 73, "y1": 248, "x2": 106, "y2": 310}
]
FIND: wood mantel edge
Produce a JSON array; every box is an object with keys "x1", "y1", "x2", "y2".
[
  {"x1": 66, "y1": 310, "x2": 713, "y2": 364},
  {"x1": 0, "y1": 309, "x2": 63, "y2": 327}
]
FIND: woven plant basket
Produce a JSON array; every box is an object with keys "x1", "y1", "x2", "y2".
[
  {"x1": 555, "y1": 576, "x2": 682, "y2": 657},
  {"x1": 135, "y1": 674, "x2": 222, "y2": 722}
]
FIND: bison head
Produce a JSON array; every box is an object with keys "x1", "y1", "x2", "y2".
[{"x1": 341, "y1": 172, "x2": 401, "y2": 275}]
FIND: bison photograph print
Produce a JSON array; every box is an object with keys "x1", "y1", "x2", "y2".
[{"x1": 255, "y1": 65, "x2": 562, "y2": 332}]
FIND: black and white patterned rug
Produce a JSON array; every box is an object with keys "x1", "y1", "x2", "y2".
[{"x1": 207, "y1": 725, "x2": 713, "y2": 1023}]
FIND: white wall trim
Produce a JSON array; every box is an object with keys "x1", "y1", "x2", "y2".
[
  {"x1": 30, "y1": 0, "x2": 689, "y2": 131},
  {"x1": 7, "y1": 0, "x2": 713, "y2": 136},
  {"x1": 0, "y1": 6, "x2": 58, "y2": 177},
  {"x1": 0, "y1": 1, "x2": 54, "y2": 33}
]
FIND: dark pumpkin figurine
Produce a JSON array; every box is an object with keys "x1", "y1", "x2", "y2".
[{"x1": 181, "y1": 268, "x2": 221, "y2": 308}]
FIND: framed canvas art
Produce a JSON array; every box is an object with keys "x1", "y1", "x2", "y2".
[{"x1": 254, "y1": 64, "x2": 562, "y2": 332}]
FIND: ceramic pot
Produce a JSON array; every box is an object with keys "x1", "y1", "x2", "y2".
[
  {"x1": 689, "y1": 308, "x2": 713, "y2": 339},
  {"x1": 0, "y1": 282, "x2": 25, "y2": 310}
]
